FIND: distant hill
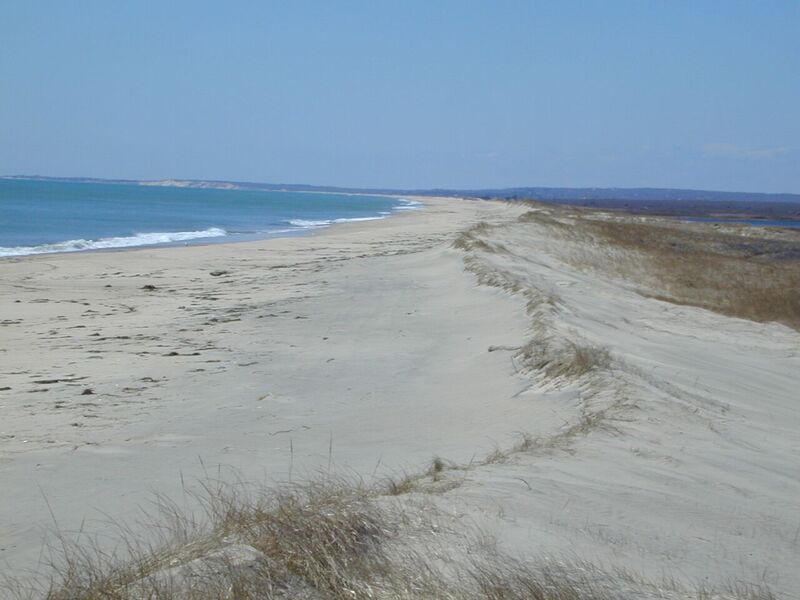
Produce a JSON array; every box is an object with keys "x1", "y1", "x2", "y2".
[{"x1": 4, "y1": 175, "x2": 800, "y2": 205}]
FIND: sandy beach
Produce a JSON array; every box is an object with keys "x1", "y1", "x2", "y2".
[{"x1": 1, "y1": 197, "x2": 799, "y2": 596}]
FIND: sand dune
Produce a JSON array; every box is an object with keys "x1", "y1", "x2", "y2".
[
  {"x1": 1, "y1": 198, "x2": 798, "y2": 596},
  {"x1": 433, "y1": 208, "x2": 800, "y2": 594}
]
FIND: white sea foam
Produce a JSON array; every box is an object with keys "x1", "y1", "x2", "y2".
[
  {"x1": 288, "y1": 215, "x2": 385, "y2": 230},
  {"x1": 288, "y1": 219, "x2": 333, "y2": 229},
  {"x1": 284, "y1": 200, "x2": 420, "y2": 232},
  {"x1": 1, "y1": 198, "x2": 422, "y2": 258},
  {"x1": 0, "y1": 228, "x2": 227, "y2": 257},
  {"x1": 334, "y1": 216, "x2": 384, "y2": 223},
  {"x1": 393, "y1": 198, "x2": 423, "y2": 211}
]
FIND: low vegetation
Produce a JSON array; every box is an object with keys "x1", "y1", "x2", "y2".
[
  {"x1": 455, "y1": 218, "x2": 614, "y2": 384},
  {"x1": 5, "y1": 464, "x2": 776, "y2": 600},
  {"x1": 519, "y1": 208, "x2": 800, "y2": 330},
  {"x1": 515, "y1": 336, "x2": 611, "y2": 380}
]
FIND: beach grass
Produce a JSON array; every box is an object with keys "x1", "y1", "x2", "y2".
[
  {"x1": 4, "y1": 467, "x2": 777, "y2": 600},
  {"x1": 3, "y1": 418, "x2": 778, "y2": 599},
  {"x1": 516, "y1": 207, "x2": 800, "y2": 330},
  {"x1": 6, "y1": 468, "x2": 773, "y2": 600}
]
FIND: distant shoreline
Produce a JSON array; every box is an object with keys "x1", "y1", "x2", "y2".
[{"x1": 3, "y1": 174, "x2": 799, "y2": 203}]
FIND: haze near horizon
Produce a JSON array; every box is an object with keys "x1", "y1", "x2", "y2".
[{"x1": 2, "y1": 1, "x2": 798, "y2": 193}]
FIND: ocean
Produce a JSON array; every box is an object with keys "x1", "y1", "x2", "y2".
[{"x1": 0, "y1": 179, "x2": 418, "y2": 257}]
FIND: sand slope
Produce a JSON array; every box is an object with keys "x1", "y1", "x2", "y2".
[{"x1": 432, "y1": 209, "x2": 800, "y2": 596}]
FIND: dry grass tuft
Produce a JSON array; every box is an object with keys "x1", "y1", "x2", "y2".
[
  {"x1": 5, "y1": 466, "x2": 777, "y2": 600},
  {"x1": 516, "y1": 337, "x2": 611, "y2": 380},
  {"x1": 452, "y1": 222, "x2": 504, "y2": 254},
  {"x1": 384, "y1": 472, "x2": 419, "y2": 496},
  {"x1": 383, "y1": 457, "x2": 464, "y2": 496},
  {"x1": 8, "y1": 477, "x2": 395, "y2": 600},
  {"x1": 426, "y1": 456, "x2": 447, "y2": 480},
  {"x1": 466, "y1": 555, "x2": 595, "y2": 600}
]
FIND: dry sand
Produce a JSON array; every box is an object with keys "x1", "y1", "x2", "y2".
[{"x1": 1, "y1": 197, "x2": 798, "y2": 596}]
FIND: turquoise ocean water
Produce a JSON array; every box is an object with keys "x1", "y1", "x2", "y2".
[{"x1": 0, "y1": 179, "x2": 418, "y2": 257}]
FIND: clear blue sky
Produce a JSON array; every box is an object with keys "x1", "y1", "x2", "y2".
[{"x1": 2, "y1": 1, "x2": 798, "y2": 192}]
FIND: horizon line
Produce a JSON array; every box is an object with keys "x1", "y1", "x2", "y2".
[{"x1": 2, "y1": 173, "x2": 800, "y2": 199}]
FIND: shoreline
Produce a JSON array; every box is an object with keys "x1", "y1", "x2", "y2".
[
  {"x1": 2, "y1": 196, "x2": 799, "y2": 595},
  {"x1": 0, "y1": 196, "x2": 424, "y2": 263},
  {"x1": 0, "y1": 183, "x2": 419, "y2": 260},
  {"x1": 0, "y1": 196, "x2": 531, "y2": 575}
]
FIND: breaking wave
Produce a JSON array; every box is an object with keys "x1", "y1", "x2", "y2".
[
  {"x1": 286, "y1": 199, "x2": 422, "y2": 231},
  {"x1": 0, "y1": 228, "x2": 228, "y2": 257}
]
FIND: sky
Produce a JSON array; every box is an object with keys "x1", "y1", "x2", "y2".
[{"x1": 2, "y1": 1, "x2": 799, "y2": 193}]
